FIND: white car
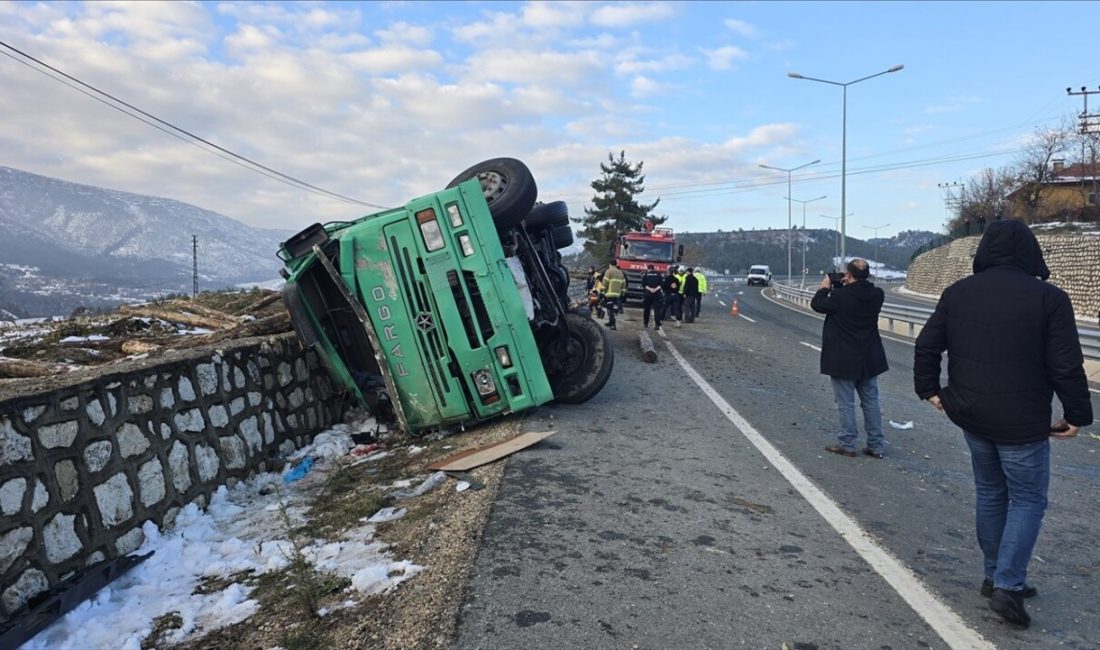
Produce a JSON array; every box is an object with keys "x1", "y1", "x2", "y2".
[{"x1": 746, "y1": 265, "x2": 772, "y2": 286}]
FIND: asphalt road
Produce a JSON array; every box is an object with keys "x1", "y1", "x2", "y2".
[{"x1": 453, "y1": 281, "x2": 1100, "y2": 650}]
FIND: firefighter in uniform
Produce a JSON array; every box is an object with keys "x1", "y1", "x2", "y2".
[{"x1": 601, "y1": 261, "x2": 626, "y2": 330}]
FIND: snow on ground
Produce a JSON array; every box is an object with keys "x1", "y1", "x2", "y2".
[{"x1": 24, "y1": 416, "x2": 418, "y2": 650}]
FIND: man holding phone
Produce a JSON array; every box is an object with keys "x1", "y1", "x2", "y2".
[
  {"x1": 810, "y1": 259, "x2": 889, "y2": 459},
  {"x1": 914, "y1": 219, "x2": 1093, "y2": 628}
]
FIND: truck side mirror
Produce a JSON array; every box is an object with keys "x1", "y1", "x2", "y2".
[{"x1": 677, "y1": 244, "x2": 683, "y2": 261}]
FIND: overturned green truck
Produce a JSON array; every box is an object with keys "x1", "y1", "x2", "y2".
[{"x1": 278, "y1": 158, "x2": 613, "y2": 434}]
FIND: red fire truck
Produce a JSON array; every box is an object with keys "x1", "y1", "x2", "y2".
[{"x1": 610, "y1": 222, "x2": 682, "y2": 302}]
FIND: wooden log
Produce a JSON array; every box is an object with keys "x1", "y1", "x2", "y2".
[
  {"x1": 241, "y1": 291, "x2": 283, "y2": 314},
  {"x1": 638, "y1": 331, "x2": 657, "y2": 363},
  {"x1": 120, "y1": 340, "x2": 163, "y2": 355},
  {"x1": 118, "y1": 305, "x2": 233, "y2": 330},
  {"x1": 0, "y1": 357, "x2": 63, "y2": 378},
  {"x1": 167, "y1": 301, "x2": 240, "y2": 324},
  {"x1": 178, "y1": 312, "x2": 292, "y2": 346}
]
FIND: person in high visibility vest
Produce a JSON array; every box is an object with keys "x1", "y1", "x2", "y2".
[
  {"x1": 601, "y1": 261, "x2": 626, "y2": 330},
  {"x1": 692, "y1": 268, "x2": 708, "y2": 318},
  {"x1": 673, "y1": 266, "x2": 687, "y2": 321}
]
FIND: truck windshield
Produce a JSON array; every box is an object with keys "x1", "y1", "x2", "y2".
[
  {"x1": 750, "y1": 267, "x2": 768, "y2": 274},
  {"x1": 621, "y1": 240, "x2": 674, "y2": 261}
]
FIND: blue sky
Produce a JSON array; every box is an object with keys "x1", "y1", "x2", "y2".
[{"x1": 1, "y1": 1, "x2": 1097, "y2": 239}]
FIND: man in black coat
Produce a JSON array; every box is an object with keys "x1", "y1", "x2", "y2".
[
  {"x1": 810, "y1": 259, "x2": 889, "y2": 459},
  {"x1": 914, "y1": 219, "x2": 1093, "y2": 628},
  {"x1": 682, "y1": 267, "x2": 700, "y2": 323}
]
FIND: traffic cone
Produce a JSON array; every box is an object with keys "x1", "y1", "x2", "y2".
[{"x1": 730, "y1": 298, "x2": 740, "y2": 318}]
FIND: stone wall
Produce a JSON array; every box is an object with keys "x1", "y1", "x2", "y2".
[
  {"x1": 0, "y1": 334, "x2": 346, "y2": 622},
  {"x1": 906, "y1": 233, "x2": 1100, "y2": 320}
]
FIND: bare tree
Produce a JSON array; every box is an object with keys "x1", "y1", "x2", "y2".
[
  {"x1": 951, "y1": 167, "x2": 1015, "y2": 233},
  {"x1": 1011, "y1": 120, "x2": 1073, "y2": 222}
]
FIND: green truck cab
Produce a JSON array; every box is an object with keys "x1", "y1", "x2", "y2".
[{"x1": 278, "y1": 159, "x2": 612, "y2": 434}]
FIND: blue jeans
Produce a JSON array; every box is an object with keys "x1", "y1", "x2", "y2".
[
  {"x1": 963, "y1": 432, "x2": 1050, "y2": 591},
  {"x1": 829, "y1": 376, "x2": 884, "y2": 452}
]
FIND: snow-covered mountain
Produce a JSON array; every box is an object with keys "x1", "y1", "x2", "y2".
[{"x1": 0, "y1": 166, "x2": 294, "y2": 317}]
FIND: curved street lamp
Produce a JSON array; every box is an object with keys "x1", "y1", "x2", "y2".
[
  {"x1": 864, "y1": 222, "x2": 891, "y2": 277},
  {"x1": 788, "y1": 65, "x2": 904, "y2": 267},
  {"x1": 784, "y1": 195, "x2": 827, "y2": 287},
  {"x1": 759, "y1": 159, "x2": 820, "y2": 282}
]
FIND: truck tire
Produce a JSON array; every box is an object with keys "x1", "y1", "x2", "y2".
[
  {"x1": 447, "y1": 158, "x2": 537, "y2": 231},
  {"x1": 550, "y1": 224, "x2": 574, "y2": 249},
  {"x1": 525, "y1": 200, "x2": 569, "y2": 232},
  {"x1": 545, "y1": 312, "x2": 614, "y2": 404}
]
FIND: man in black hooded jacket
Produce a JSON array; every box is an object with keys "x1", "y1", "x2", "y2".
[{"x1": 914, "y1": 219, "x2": 1093, "y2": 629}]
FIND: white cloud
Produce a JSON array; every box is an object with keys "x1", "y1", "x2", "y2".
[
  {"x1": 705, "y1": 45, "x2": 748, "y2": 70},
  {"x1": 462, "y1": 48, "x2": 606, "y2": 88},
  {"x1": 345, "y1": 45, "x2": 443, "y2": 74},
  {"x1": 375, "y1": 21, "x2": 433, "y2": 46},
  {"x1": 521, "y1": 1, "x2": 586, "y2": 29},
  {"x1": 590, "y1": 2, "x2": 674, "y2": 28},
  {"x1": 723, "y1": 18, "x2": 756, "y2": 37},
  {"x1": 630, "y1": 75, "x2": 666, "y2": 98},
  {"x1": 614, "y1": 52, "x2": 693, "y2": 75}
]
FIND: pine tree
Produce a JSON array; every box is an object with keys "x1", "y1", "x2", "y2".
[{"x1": 577, "y1": 151, "x2": 664, "y2": 260}]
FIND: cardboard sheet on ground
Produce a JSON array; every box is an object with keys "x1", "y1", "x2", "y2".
[{"x1": 427, "y1": 431, "x2": 556, "y2": 471}]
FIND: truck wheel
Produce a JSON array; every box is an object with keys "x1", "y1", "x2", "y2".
[
  {"x1": 447, "y1": 158, "x2": 537, "y2": 231},
  {"x1": 550, "y1": 224, "x2": 574, "y2": 249},
  {"x1": 545, "y1": 312, "x2": 614, "y2": 404},
  {"x1": 525, "y1": 200, "x2": 569, "y2": 232}
]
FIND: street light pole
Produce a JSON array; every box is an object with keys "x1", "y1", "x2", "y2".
[
  {"x1": 760, "y1": 159, "x2": 820, "y2": 283},
  {"x1": 820, "y1": 213, "x2": 853, "y2": 270},
  {"x1": 788, "y1": 64, "x2": 903, "y2": 267},
  {"x1": 863, "y1": 223, "x2": 891, "y2": 278},
  {"x1": 785, "y1": 195, "x2": 827, "y2": 287}
]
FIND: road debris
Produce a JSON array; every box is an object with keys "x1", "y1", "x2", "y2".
[
  {"x1": 427, "y1": 430, "x2": 556, "y2": 472},
  {"x1": 392, "y1": 471, "x2": 448, "y2": 500},
  {"x1": 889, "y1": 420, "x2": 914, "y2": 429}
]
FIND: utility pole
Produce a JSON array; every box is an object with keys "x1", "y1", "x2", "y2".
[
  {"x1": 938, "y1": 181, "x2": 963, "y2": 230},
  {"x1": 1067, "y1": 86, "x2": 1100, "y2": 210},
  {"x1": 192, "y1": 235, "x2": 199, "y2": 297}
]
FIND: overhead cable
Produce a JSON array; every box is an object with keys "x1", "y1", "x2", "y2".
[{"x1": 0, "y1": 40, "x2": 389, "y2": 210}]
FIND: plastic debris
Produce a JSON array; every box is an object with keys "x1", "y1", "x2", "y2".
[
  {"x1": 350, "y1": 443, "x2": 381, "y2": 457},
  {"x1": 889, "y1": 420, "x2": 914, "y2": 430},
  {"x1": 283, "y1": 456, "x2": 314, "y2": 483},
  {"x1": 367, "y1": 507, "x2": 407, "y2": 523},
  {"x1": 455, "y1": 481, "x2": 470, "y2": 492},
  {"x1": 392, "y1": 471, "x2": 447, "y2": 500}
]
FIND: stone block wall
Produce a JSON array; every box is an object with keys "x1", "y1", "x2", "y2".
[
  {"x1": 906, "y1": 234, "x2": 1100, "y2": 320},
  {"x1": 0, "y1": 334, "x2": 346, "y2": 622}
]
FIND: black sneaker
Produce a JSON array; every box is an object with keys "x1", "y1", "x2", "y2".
[
  {"x1": 981, "y1": 579, "x2": 1037, "y2": 599},
  {"x1": 990, "y1": 588, "x2": 1030, "y2": 628},
  {"x1": 862, "y1": 447, "x2": 884, "y2": 459}
]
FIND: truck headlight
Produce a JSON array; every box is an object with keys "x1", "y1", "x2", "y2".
[
  {"x1": 458, "y1": 234, "x2": 475, "y2": 257},
  {"x1": 416, "y1": 208, "x2": 445, "y2": 252},
  {"x1": 446, "y1": 204, "x2": 463, "y2": 227},
  {"x1": 494, "y1": 346, "x2": 512, "y2": 368}
]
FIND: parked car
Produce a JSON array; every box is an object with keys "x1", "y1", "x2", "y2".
[
  {"x1": 746, "y1": 265, "x2": 772, "y2": 286},
  {"x1": 278, "y1": 158, "x2": 613, "y2": 435}
]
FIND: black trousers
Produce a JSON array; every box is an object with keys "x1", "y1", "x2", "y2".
[
  {"x1": 604, "y1": 297, "x2": 620, "y2": 327},
  {"x1": 643, "y1": 293, "x2": 663, "y2": 326}
]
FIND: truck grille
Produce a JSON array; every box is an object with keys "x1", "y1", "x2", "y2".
[{"x1": 392, "y1": 238, "x2": 451, "y2": 406}]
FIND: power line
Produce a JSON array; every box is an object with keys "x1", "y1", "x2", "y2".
[{"x1": 0, "y1": 40, "x2": 389, "y2": 210}]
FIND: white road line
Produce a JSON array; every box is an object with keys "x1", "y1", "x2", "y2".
[
  {"x1": 663, "y1": 340, "x2": 994, "y2": 650},
  {"x1": 1091, "y1": 387, "x2": 1100, "y2": 395},
  {"x1": 799, "y1": 341, "x2": 821, "y2": 352},
  {"x1": 738, "y1": 314, "x2": 756, "y2": 323},
  {"x1": 718, "y1": 300, "x2": 727, "y2": 307}
]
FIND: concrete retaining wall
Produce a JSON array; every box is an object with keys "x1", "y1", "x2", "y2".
[
  {"x1": 905, "y1": 233, "x2": 1100, "y2": 321},
  {"x1": 0, "y1": 334, "x2": 346, "y2": 621}
]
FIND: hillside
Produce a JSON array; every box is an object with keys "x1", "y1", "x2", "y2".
[
  {"x1": 651, "y1": 227, "x2": 936, "y2": 275},
  {"x1": 0, "y1": 166, "x2": 294, "y2": 317}
]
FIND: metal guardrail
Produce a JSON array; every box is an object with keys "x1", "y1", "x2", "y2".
[{"x1": 770, "y1": 282, "x2": 1100, "y2": 361}]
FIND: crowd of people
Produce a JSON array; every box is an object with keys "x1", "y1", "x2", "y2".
[{"x1": 585, "y1": 263, "x2": 708, "y2": 331}]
